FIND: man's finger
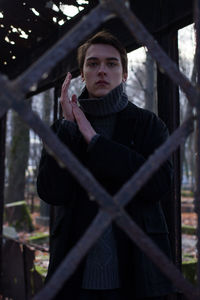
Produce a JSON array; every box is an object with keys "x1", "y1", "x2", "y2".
[
  {"x1": 61, "y1": 72, "x2": 72, "y2": 104},
  {"x1": 72, "y1": 102, "x2": 82, "y2": 118},
  {"x1": 61, "y1": 72, "x2": 72, "y2": 92},
  {"x1": 72, "y1": 102, "x2": 87, "y2": 124},
  {"x1": 71, "y1": 94, "x2": 77, "y2": 103}
]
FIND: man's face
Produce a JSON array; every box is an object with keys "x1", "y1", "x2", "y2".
[{"x1": 81, "y1": 44, "x2": 127, "y2": 98}]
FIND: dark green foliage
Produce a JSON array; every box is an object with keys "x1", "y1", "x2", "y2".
[
  {"x1": 182, "y1": 260, "x2": 197, "y2": 285},
  {"x1": 182, "y1": 225, "x2": 196, "y2": 235}
]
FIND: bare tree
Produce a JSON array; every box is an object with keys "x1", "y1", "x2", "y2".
[
  {"x1": 179, "y1": 24, "x2": 196, "y2": 190},
  {"x1": 181, "y1": 52, "x2": 196, "y2": 190},
  {"x1": 5, "y1": 101, "x2": 31, "y2": 204},
  {"x1": 37, "y1": 89, "x2": 53, "y2": 224},
  {"x1": 144, "y1": 51, "x2": 157, "y2": 113},
  {"x1": 126, "y1": 49, "x2": 157, "y2": 113}
]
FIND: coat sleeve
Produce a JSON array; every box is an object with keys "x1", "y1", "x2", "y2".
[
  {"x1": 86, "y1": 112, "x2": 172, "y2": 202},
  {"x1": 36, "y1": 120, "x2": 85, "y2": 205}
]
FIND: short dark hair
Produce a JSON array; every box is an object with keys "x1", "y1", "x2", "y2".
[{"x1": 77, "y1": 30, "x2": 128, "y2": 74}]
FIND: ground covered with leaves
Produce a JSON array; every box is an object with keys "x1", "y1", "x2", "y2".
[{"x1": 6, "y1": 191, "x2": 197, "y2": 278}]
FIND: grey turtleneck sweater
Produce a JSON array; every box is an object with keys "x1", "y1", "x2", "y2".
[{"x1": 62, "y1": 83, "x2": 128, "y2": 290}]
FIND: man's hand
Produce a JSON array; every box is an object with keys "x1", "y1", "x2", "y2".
[
  {"x1": 72, "y1": 98, "x2": 96, "y2": 144},
  {"x1": 60, "y1": 72, "x2": 74, "y2": 122}
]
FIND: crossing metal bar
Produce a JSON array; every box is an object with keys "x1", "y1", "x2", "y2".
[
  {"x1": 0, "y1": 5, "x2": 113, "y2": 118},
  {"x1": 115, "y1": 116, "x2": 194, "y2": 207},
  {"x1": 0, "y1": 0, "x2": 199, "y2": 299},
  {"x1": 194, "y1": 0, "x2": 200, "y2": 290},
  {"x1": 117, "y1": 213, "x2": 198, "y2": 299},
  {"x1": 104, "y1": 0, "x2": 200, "y2": 109},
  {"x1": 0, "y1": 0, "x2": 198, "y2": 121},
  {"x1": 0, "y1": 74, "x2": 195, "y2": 224},
  {"x1": 14, "y1": 5, "x2": 114, "y2": 96},
  {"x1": 0, "y1": 72, "x2": 197, "y2": 299},
  {"x1": 0, "y1": 79, "x2": 120, "y2": 215},
  {"x1": 33, "y1": 118, "x2": 195, "y2": 300},
  {"x1": 34, "y1": 201, "x2": 200, "y2": 300}
]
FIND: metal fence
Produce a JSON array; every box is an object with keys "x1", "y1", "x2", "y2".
[{"x1": 0, "y1": 0, "x2": 200, "y2": 299}]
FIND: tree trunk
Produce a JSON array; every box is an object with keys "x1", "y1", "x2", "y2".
[
  {"x1": 181, "y1": 52, "x2": 196, "y2": 189},
  {"x1": 5, "y1": 104, "x2": 30, "y2": 204},
  {"x1": 144, "y1": 51, "x2": 157, "y2": 113}
]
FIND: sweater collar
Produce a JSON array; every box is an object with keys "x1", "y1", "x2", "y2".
[{"x1": 78, "y1": 83, "x2": 128, "y2": 117}]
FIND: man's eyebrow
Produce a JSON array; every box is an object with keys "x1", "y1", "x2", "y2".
[
  {"x1": 86, "y1": 57, "x2": 120, "y2": 61},
  {"x1": 106, "y1": 57, "x2": 120, "y2": 61}
]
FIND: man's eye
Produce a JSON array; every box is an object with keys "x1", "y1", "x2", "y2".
[
  {"x1": 88, "y1": 62, "x2": 98, "y2": 67},
  {"x1": 108, "y1": 62, "x2": 117, "y2": 67}
]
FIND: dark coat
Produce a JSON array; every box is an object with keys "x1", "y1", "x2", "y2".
[{"x1": 37, "y1": 102, "x2": 175, "y2": 299}]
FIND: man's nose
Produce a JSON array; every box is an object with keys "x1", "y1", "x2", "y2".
[{"x1": 98, "y1": 63, "x2": 106, "y2": 74}]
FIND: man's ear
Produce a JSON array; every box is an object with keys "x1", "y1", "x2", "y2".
[
  {"x1": 81, "y1": 71, "x2": 85, "y2": 82},
  {"x1": 122, "y1": 72, "x2": 128, "y2": 82}
]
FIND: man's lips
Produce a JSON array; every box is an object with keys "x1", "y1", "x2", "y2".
[{"x1": 96, "y1": 80, "x2": 109, "y2": 85}]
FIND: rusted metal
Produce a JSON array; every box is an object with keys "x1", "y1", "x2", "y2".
[
  {"x1": 0, "y1": 20, "x2": 196, "y2": 300},
  {"x1": 0, "y1": 76, "x2": 120, "y2": 213},
  {"x1": 0, "y1": 0, "x2": 193, "y2": 85},
  {"x1": 0, "y1": 114, "x2": 6, "y2": 295},
  {"x1": 10, "y1": 97, "x2": 197, "y2": 300},
  {"x1": 0, "y1": 0, "x2": 199, "y2": 299},
  {"x1": 14, "y1": 4, "x2": 114, "y2": 96},
  {"x1": 0, "y1": 70, "x2": 195, "y2": 298},
  {"x1": 194, "y1": 0, "x2": 200, "y2": 290},
  {"x1": 32, "y1": 115, "x2": 195, "y2": 300},
  {"x1": 0, "y1": 72, "x2": 195, "y2": 222},
  {"x1": 0, "y1": 0, "x2": 196, "y2": 218}
]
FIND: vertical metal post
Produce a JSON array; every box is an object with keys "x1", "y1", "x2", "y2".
[
  {"x1": 53, "y1": 86, "x2": 59, "y2": 122},
  {"x1": 49, "y1": 85, "x2": 60, "y2": 234},
  {"x1": 194, "y1": 0, "x2": 200, "y2": 291},
  {"x1": 157, "y1": 30, "x2": 181, "y2": 298},
  {"x1": 0, "y1": 114, "x2": 6, "y2": 294},
  {"x1": 22, "y1": 245, "x2": 28, "y2": 300}
]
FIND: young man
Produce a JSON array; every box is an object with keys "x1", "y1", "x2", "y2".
[{"x1": 37, "y1": 31, "x2": 175, "y2": 300}]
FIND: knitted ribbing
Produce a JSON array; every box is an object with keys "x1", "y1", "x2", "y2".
[
  {"x1": 78, "y1": 83, "x2": 128, "y2": 117},
  {"x1": 80, "y1": 83, "x2": 128, "y2": 290}
]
